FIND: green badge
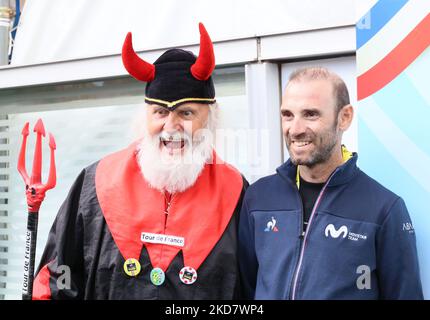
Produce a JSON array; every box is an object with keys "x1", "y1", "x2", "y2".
[{"x1": 150, "y1": 267, "x2": 165, "y2": 286}]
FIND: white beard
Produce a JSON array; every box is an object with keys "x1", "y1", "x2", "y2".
[{"x1": 137, "y1": 128, "x2": 214, "y2": 194}]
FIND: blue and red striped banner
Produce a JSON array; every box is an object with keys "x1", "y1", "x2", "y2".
[{"x1": 357, "y1": 0, "x2": 430, "y2": 298}]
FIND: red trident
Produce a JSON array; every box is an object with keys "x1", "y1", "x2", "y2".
[
  {"x1": 17, "y1": 118, "x2": 56, "y2": 300},
  {"x1": 18, "y1": 119, "x2": 56, "y2": 211}
]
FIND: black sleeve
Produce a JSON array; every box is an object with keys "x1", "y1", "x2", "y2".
[
  {"x1": 233, "y1": 175, "x2": 249, "y2": 299},
  {"x1": 33, "y1": 169, "x2": 86, "y2": 300},
  {"x1": 238, "y1": 183, "x2": 258, "y2": 300}
]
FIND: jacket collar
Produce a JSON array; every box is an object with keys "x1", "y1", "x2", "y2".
[{"x1": 276, "y1": 152, "x2": 359, "y2": 187}]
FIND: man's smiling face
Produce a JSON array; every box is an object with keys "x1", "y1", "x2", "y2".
[{"x1": 281, "y1": 79, "x2": 340, "y2": 168}]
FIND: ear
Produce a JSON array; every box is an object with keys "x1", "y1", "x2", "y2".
[{"x1": 338, "y1": 104, "x2": 354, "y2": 132}]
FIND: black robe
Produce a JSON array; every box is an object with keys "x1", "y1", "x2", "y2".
[{"x1": 33, "y1": 143, "x2": 247, "y2": 299}]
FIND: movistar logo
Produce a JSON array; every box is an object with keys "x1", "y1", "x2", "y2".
[{"x1": 324, "y1": 224, "x2": 348, "y2": 239}]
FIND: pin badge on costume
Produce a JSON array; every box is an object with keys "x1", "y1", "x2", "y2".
[
  {"x1": 179, "y1": 266, "x2": 197, "y2": 285},
  {"x1": 150, "y1": 267, "x2": 165, "y2": 286},
  {"x1": 123, "y1": 258, "x2": 141, "y2": 277}
]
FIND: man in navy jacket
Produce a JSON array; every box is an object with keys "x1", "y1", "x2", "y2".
[{"x1": 238, "y1": 67, "x2": 423, "y2": 300}]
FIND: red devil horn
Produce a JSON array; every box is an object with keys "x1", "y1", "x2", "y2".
[
  {"x1": 122, "y1": 32, "x2": 155, "y2": 82},
  {"x1": 190, "y1": 23, "x2": 215, "y2": 81}
]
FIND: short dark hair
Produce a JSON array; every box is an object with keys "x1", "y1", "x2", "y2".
[{"x1": 287, "y1": 67, "x2": 350, "y2": 114}]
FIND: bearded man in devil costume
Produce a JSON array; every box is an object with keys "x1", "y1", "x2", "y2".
[{"x1": 32, "y1": 23, "x2": 248, "y2": 299}]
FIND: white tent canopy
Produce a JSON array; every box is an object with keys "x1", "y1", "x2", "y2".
[{"x1": 11, "y1": 0, "x2": 375, "y2": 65}]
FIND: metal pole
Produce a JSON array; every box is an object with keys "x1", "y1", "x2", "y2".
[{"x1": 0, "y1": 0, "x2": 14, "y2": 65}]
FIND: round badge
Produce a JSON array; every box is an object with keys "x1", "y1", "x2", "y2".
[
  {"x1": 123, "y1": 258, "x2": 141, "y2": 277},
  {"x1": 179, "y1": 266, "x2": 197, "y2": 285},
  {"x1": 150, "y1": 267, "x2": 165, "y2": 286}
]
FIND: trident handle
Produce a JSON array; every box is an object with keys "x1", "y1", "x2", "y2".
[{"x1": 22, "y1": 211, "x2": 38, "y2": 300}]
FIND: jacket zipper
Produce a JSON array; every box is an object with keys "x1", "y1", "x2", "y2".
[
  {"x1": 277, "y1": 173, "x2": 306, "y2": 298},
  {"x1": 289, "y1": 168, "x2": 339, "y2": 300},
  {"x1": 299, "y1": 194, "x2": 306, "y2": 238},
  {"x1": 292, "y1": 189, "x2": 305, "y2": 298}
]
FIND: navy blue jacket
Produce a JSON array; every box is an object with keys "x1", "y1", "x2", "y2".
[{"x1": 238, "y1": 154, "x2": 423, "y2": 300}]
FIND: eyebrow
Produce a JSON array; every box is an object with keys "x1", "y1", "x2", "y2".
[
  {"x1": 302, "y1": 108, "x2": 321, "y2": 114},
  {"x1": 174, "y1": 106, "x2": 198, "y2": 114},
  {"x1": 280, "y1": 107, "x2": 321, "y2": 114},
  {"x1": 153, "y1": 106, "x2": 170, "y2": 112}
]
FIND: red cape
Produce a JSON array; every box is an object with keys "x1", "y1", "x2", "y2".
[{"x1": 95, "y1": 143, "x2": 243, "y2": 271}]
